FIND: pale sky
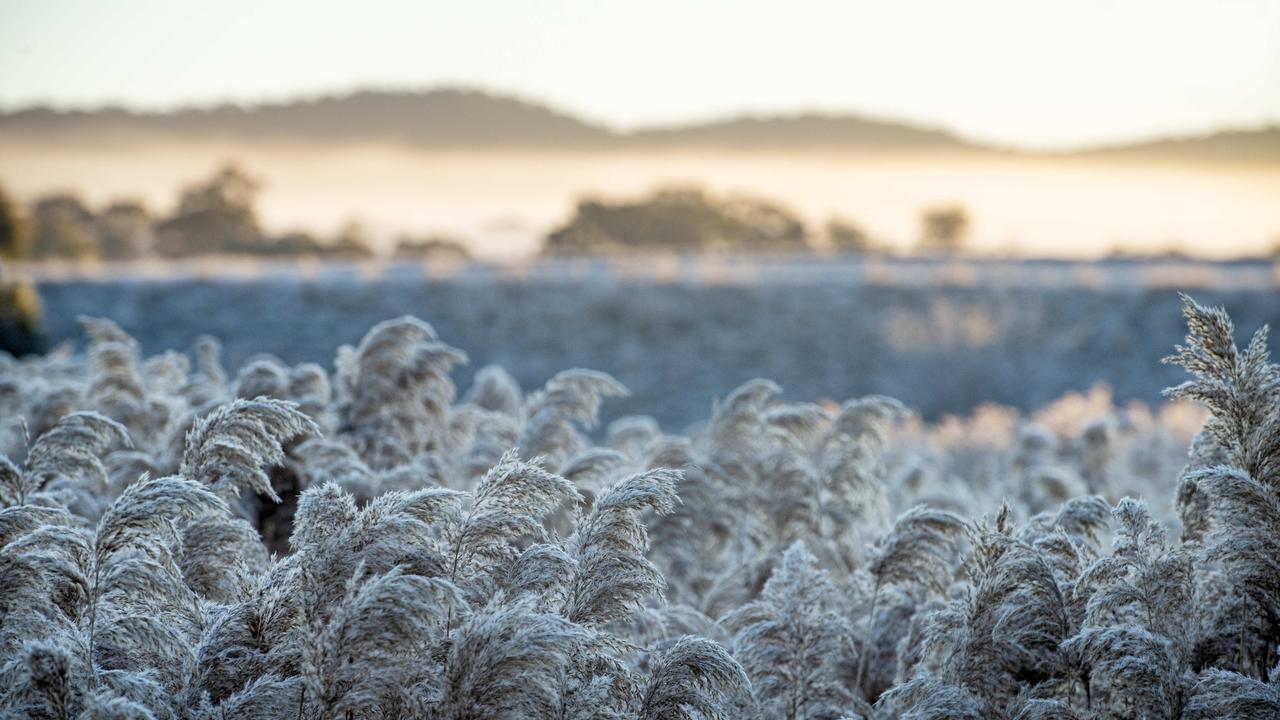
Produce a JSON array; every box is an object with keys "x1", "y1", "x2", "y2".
[{"x1": 1, "y1": 0, "x2": 1278, "y2": 149}]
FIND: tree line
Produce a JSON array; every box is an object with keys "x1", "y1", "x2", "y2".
[
  {"x1": 544, "y1": 186, "x2": 971, "y2": 256},
  {"x1": 1, "y1": 165, "x2": 975, "y2": 263},
  {"x1": 0, "y1": 164, "x2": 470, "y2": 263}
]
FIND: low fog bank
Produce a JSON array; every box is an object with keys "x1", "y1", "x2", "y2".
[{"x1": 4, "y1": 140, "x2": 1278, "y2": 260}]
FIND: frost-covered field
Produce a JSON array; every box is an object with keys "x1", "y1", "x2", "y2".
[
  {"x1": 30, "y1": 258, "x2": 1280, "y2": 428},
  {"x1": 3, "y1": 266, "x2": 1280, "y2": 718}
]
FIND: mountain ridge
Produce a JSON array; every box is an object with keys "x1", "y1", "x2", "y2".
[{"x1": 2, "y1": 87, "x2": 1276, "y2": 162}]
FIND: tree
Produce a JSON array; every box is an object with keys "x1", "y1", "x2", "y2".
[
  {"x1": 155, "y1": 163, "x2": 263, "y2": 256},
  {"x1": 329, "y1": 220, "x2": 375, "y2": 259},
  {"x1": 392, "y1": 233, "x2": 472, "y2": 262},
  {"x1": 30, "y1": 194, "x2": 100, "y2": 260},
  {"x1": 96, "y1": 201, "x2": 154, "y2": 260},
  {"x1": 543, "y1": 185, "x2": 811, "y2": 255},
  {"x1": 0, "y1": 182, "x2": 30, "y2": 260},
  {"x1": 917, "y1": 204, "x2": 970, "y2": 254},
  {"x1": 825, "y1": 218, "x2": 878, "y2": 254},
  {"x1": 264, "y1": 230, "x2": 326, "y2": 256}
]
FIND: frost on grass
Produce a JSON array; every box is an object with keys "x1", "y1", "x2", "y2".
[{"x1": 0, "y1": 294, "x2": 1276, "y2": 718}]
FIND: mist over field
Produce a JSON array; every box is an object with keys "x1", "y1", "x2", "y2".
[
  {"x1": 4, "y1": 140, "x2": 1279, "y2": 260},
  {"x1": 2, "y1": 90, "x2": 1278, "y2": 259}
]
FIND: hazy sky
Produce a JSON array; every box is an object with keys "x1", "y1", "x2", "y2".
[{"x1": 2, "y1": 0, "x2": 1278, "y2": 148}]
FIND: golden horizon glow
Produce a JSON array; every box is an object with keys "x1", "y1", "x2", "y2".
[{"x1": 3, "y1": 140, "x2": 1277, "y2": 260}]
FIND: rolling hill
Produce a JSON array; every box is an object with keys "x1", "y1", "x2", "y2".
[{"x1": 1, "y1": 87, "x2": 1275, "y2": 162}]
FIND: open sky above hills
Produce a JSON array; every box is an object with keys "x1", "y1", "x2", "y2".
[{"x1": 2, "y1": 0, "x2": 1278, "y2": 150}]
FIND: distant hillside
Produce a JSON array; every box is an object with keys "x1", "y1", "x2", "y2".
[
  {"x1": 1078, "y1": 126, "x2": 1280, "y2": 164},
  {"x1": 0, "y1": 88, "x2": 1275, "y2": 161},
  {"x1": 626, "y1": 113, "x2": 971, "y2": 150},
  {"x1": 0, "y1": 89, "x2": 615, "y2": 147},
  {"x1": 0, "y1": 89, "x2": 985, "y2": 152}
]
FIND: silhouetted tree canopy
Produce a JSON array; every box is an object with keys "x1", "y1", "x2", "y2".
[
  {"x1": 0, "y1": 183, "x2": 29, "y2": 260},
  {"x1": 17, "y1": 165, "x2": 387, "y2": 261},
  {"x1": 543, "y1": 186, "x2": 810, "y2": 255},
  {"x1": 918, "y1": 204, "x2": 970, "y2": 254},
  {"x1": 31, "y1": 194, "x2": 99, "y2": 261},
  {"x1": 155, "y1": 163, "x2": 263, "y2": 256},
  {"x1": 97, "y1": 201, "x2": 153, "y2": 259},
  {"x1": 329, "y1": 220, "x2": 376, "y2": 259},
  {"x1": 393, "y1": 234, "x2": 472, "y2": 262},
  {"x1": 825, "y1": 217, "x2": 882, "y2": 254}
]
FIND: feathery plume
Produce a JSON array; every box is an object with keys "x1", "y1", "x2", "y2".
[{"x1": 180, "y1": 397, "x2": 318, "y2": 501}]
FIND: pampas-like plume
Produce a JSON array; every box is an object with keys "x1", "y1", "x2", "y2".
[
  {"x1": 178, "y1": 513, "x2": 267, "y2": 603},
  {"x1": 92, "y1": 474, "x2": 227, "y2": 565},
  {"x1": 180, "y1": 397, "x2": 317, "y2": 501},
  {"x1": 1075, "y1": 498, "x2": 1197, "y2": 656},
  {"x1": 0, "y1": 640, "x2": 90, "y2": 720},
  {"x1": 234, "y1": 357, "x2": 290, "y2": 400},
  {"x1": 1183, "y1": 465, "x2": 1280, "y2": 675},
  {"x1": 559, "y1": 447, "x2": 628, "y2": 497},
  {"x1": 188, "y1": 335, "x2": 227, "y2": 393},
  {"x1": 1164, "y1": 293, "x2": 1280, "y2": 487},
  {"x1": 2, "y1": 411, "x2": 129, "y2": 508},
  {"x1": 0, "y1": 504, "x2": 74, "y2": 547},
  {"x1": 867, "y1": 505, "x2": 966, "y2": 596},
  {"x1": 1060, "y1": 624, "x2": 1183, "y2": 719},
  {"x1": 446, "y1": 450, "x2": 581, "y2": 596},
  {"x1": 764, "y1": 402, "x2": 832, "y2": 454},
  {"x1": 74, "y1": 692, "x2": 156, "y2": 720},
  {"x1": 503, "y1": 542, "x2": 576, "y2": 609},
  {"x1": 519, "y1": 369, "x2": 629, "y2": 469},
  {"x1": 638, "y1": 635, "x2": 750, "y2": 720},
  {"x1": 141, "y1": 350, "x2": 191, "y2": 399},
  {"x1": 708, "y1": 379, "x2": 780, "y2": 473},
  {"x1": 873, "y1": 675, "x2": 986, "y2": 720},
  {"x1": 205, "y1": 674, "x2": 301, "y2": 720},
  {"x1": 1047, "y1": 494, "x2": 1112, "y2": 546},
  {"x1": 335, "y1": 315, "x2": 468, "y2": 468},
  {"x1": 300, "y1": 565, "x2": 462, "y2": 719},
  {"x1": 725, "y1": 541, "x2": 861, "y2": 720},
  {"x1": 819, "y1": 396, "x2": 908, "y2": 560},
  {"x1": 1166, "y1": 295, "x2": 1280, "y2": 677},
  {"x1": 78, "y1": 317, "x2": 149, "y2": 434},
  {"x1": 0, "y1": 519, "x2": 90, "y2": 656},
  {"x1": 288, "y1": 482, "x2": 465, "y2": 619},
  {"x1": 925, "y1": 512, "x2": 1069, "y2": 708},
  {"x1": 188, "y1": 563, "x2": 303, "y2": 706},
  {"x1": 289, "y1": 437, "x2": 377, "y2": 499},
  {"x1": 1010, "y1": 697, "x2": 1082, "y2": 720},
  {"x1": 563, "y1": 468, "x2": 680, "y2": 626},
  {"x1": 81, "y1": 474, "x2": 227, "y2": 696},
  {"x1": 287, "y1": 362, "x2": 332, "y2": 428},
  {"x1": 857, "y1": 506, "x2": 964, "y2": 693},
  {"x1": 1182, "y1": 668, "x2": 1280, "y2": 720},
  {"x1": 439, "y1": 596, "x2": 585, "y2": 719},
  {"x1": 463, "y1": 364, "x2": 524, "y2": 417},
  {"x1": 607, "y1": 415, "x2": 662, "y2": 460}
]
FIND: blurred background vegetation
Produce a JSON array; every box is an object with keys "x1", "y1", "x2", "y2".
[{"x1": 0, "y1": 164, "x2": 992, "y2": 263}]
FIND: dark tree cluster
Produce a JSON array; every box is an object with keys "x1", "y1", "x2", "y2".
[
  {"x1": 0, "y1": 165, "x2": 376, "y2": 262},
  {"x1": 543, "y1": 186, "x2": 965, "y2": 256}
]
